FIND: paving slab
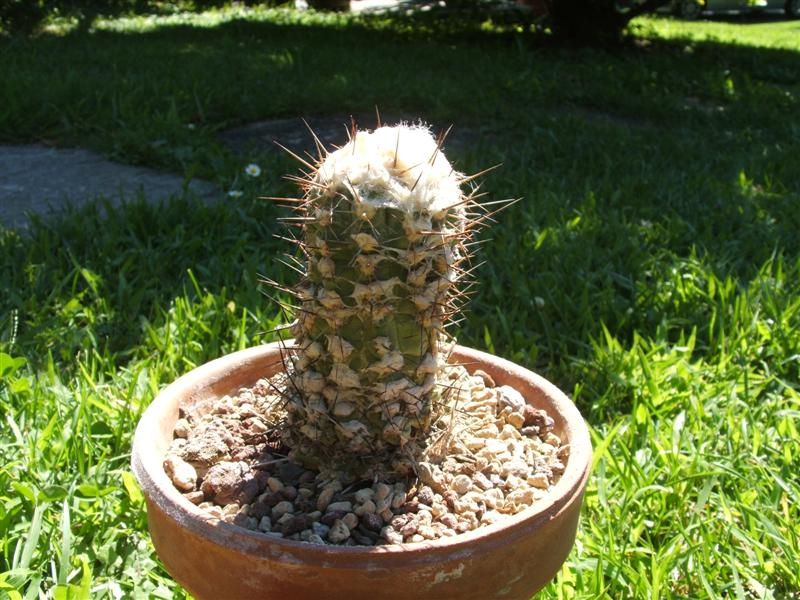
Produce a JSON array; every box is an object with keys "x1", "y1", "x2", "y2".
[
  {"x1": 0, "y1": 144, "x2": 218, "y2": 230},
  {"x1": 219, "y1": 113, "x2": 483, "y2": 161}
]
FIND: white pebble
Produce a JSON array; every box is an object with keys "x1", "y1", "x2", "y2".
[
  {"x1": 507, "y1": 412, "x2": 525, "y2": 429},
  {"x1": 499, "y1": 385, "x2": 526, "y2": 412},
  {"x1": 327, "y1": 519, "x2": 350, "y2": 543},
  {"x1": 450, "y1": 474, "x2": 472, "y2": 496},
  {"x1": 381, "y1": 526, "x2": 403, "y2": 544},
  {"x1": 163, "y1": 455, "x2": 197, "y2": 492}
]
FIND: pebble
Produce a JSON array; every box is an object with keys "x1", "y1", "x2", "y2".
[
  {"x1": 316, "y1": 487, "x2": 335, "y2": 512},
  {"x1": 417, "y1": 462, "x2": 446, "y2": 493},
  {"x1": 473, "y1": 472, "x2": 493, "y2": 491},
  {"x1": 320, "y1": 510, "x2": 347, "y2": 526},
  {"x1": 417, "y1": 486, "x2": 435, "y2": 505},
  {"x1": 234, "y1": 515, "x2": 259, "y2": 530},
  {"x1": 506, "y1": 412, "x2": 525, "y2": 429},
  {"x1": 374, "y1": 482, "x2": 392, "y2": 500},
  {"x1": 327, "y1": 501, "x2": 353, "y2": 513},
  {"x1": 183, "y1": 490, "x2": 205, "y2": 504},
  {"x1": 499, "y1": 385, "x2": 526, "y2": 412},
  {"x1": 450, "y1": 474, "x2": 472, "y2": 495},
  {"x1": 200, "y1": 461, "x2": 259, "y2": 506},
  {"x1": 173, "y1": 418, "x2": 191, "y2": 439},
  {"x1": 267, "y1": 477, "x2": 284, "y2": 493},
  {"x1": 528, "y1": 472, "x2": 550, "y2": 489},
  {"x1": 354, "y1": 488, "x2": 374, "y2": 503},
  {"x1": 342, "y1": 512, "x2": 358, "y2": 530},
  {"x1": 361, "y1": 512, "x2": 383, "y2": 531},
  {"x1": 164, "y1": 454, "x2": 197, "y2": 492},
  {"x1": 381, "y1": 526, "x2": 403, "y2": 544},
  {"x1": 271, "y1": 500, "x2": 294, "y2": 519},
  {"x1": 281, "y1": 514, "x2": 313, "y2": 536},
  {"x1": 258, "y1": 516, "x2": 272, "y2": 532},
  {"x1": 168, "y1": 365, "x2": 565, "y2": 547},
  {"x1": 354, "y1": 499, "x2": 376, "y2": 516},
  {"x1": 327, "y1": 519, "x2": 350, "y2": 543},
  {"x1": 473, "y1": 369, "x2": 496, "y2": 387}
]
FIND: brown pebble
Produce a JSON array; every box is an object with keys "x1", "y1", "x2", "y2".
[
  {"x1": 320, "y1": 510, "x2": 347, "y2": 527},
  {"x1": 351, "y1": 530, "x2": 375, "y2": 546},
  {"x1": 399, "y1": 519, "x2": 418, "y2": 537},
  {"x1": 280, "y1": 514, "x2": 314, "y2": 536},
  {"x1": 183, "y1": 490, "x2": 205, "y2": 505},
  {"x1": 201, "y1": 461, "x2": 259, "y2": 506},
  {"x1": 277, "y1": 462, "x2": 306, "y2": 484},
  {"x1": 556, "y1": 445, "x2": 571, "y2": 461},
  {"x1": 233, "y1": 445, "x2": 261, "y2": 461},
  {"x1": 342, "y1": 512, "x2": 359, "y2": 530},
  {"x1": 390, "y1": 514, "x2": 410, "y2": 530},
  {"x1": 439, "y1": 513, "x2": 458, "y2": 529},
  {"x1": 298, "y1": 471, "x2": 316, "y2": 486},
  {"x1": 442, "y1": 490, "x2": 458, "y2": 511},
  {"x1": 173, "y1": 418, "x2": 191, "y2": 438},
  {"x1": 181, "y1": 430, "x2": 230, "y2": 466},
  {"x1": 280, "y1": 485, "x2": 298, "y2": 501},
  {"x1": 399, "y1": 500, "x2": 420, "y2": 514},
  {"x1": 316, "y1": 487, "x2": 335, "y2": 512},
  {"x1": 361, "y1": 512, "x2": 383, "y2": 531},
  {"x1": 327, "y1": 519, "x2": 350, "y2": 544},
  {"x1": 523, "y1": 405, "x2": 554, "y2": 431},
  {"x1": 247, "y1": 500, "x2": 271, "y2": 520},
  {"x1": 473, "y1": 369, "x2": 496, "y2": 388},
  {"x1": 416, "y1": 486, "x2": 435, "y2": 505}
]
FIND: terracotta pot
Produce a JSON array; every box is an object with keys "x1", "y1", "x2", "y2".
[{"x1": 132, "y1": 343, "x2": 591, "y2": 600}]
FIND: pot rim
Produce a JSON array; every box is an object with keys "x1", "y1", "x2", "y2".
[{"x1": 132, "y1": 342, "x2": 591, "y2": 565}]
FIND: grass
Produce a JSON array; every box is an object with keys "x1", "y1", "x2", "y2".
[{"x1": 1, "y1": 7, "x2": 799, "y2": 598}]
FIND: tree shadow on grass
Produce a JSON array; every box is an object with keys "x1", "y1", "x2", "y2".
[{"x1": 1, "y1": 11, "x2": 798, "y2": 402}]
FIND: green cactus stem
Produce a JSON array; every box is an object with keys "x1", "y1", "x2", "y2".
[{"x1": 276, "y1": 124, "x2": 487, "y2": 479}]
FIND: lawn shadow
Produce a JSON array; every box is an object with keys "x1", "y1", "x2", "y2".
[{"x1": 1, "y1": 9, "x2": 798, "y2": 399}]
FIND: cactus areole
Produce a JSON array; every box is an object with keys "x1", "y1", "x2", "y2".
[{"x1": 282, "y1": 124, "x2": 478, "y2": 478}]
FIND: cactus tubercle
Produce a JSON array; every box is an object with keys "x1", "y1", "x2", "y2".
[{"x1": 277, "y1": 123, "x2": 487, "y2": 478}]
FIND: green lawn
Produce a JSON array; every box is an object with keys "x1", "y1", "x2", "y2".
[{"x1": 1, "y1": 8, "x2": 799, "y2": 598}]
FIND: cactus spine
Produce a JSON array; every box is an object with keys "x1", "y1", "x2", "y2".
[{"x1": 280, "y1": 124, "x2": 479, "y2": 478}]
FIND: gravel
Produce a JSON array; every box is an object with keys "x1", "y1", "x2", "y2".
[{"x1": 163, "y1": 364, "x2": 568, "y2": 546}]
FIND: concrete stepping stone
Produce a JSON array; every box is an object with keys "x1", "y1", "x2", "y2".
[
  {"x1": 219, "y1": 114, "x2": 482, "y2": 162},
  {"x1": 0, "y1": 144, "x2": 217, "y2": 230}
]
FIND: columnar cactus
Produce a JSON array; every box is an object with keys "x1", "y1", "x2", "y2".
[{"x1": 280, "y1": 124, "x2": 481, "y2": 478}]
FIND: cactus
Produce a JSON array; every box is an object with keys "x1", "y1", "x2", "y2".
[{"x1": 276, "y1": 123, "x2": 485, "y2": 479}]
